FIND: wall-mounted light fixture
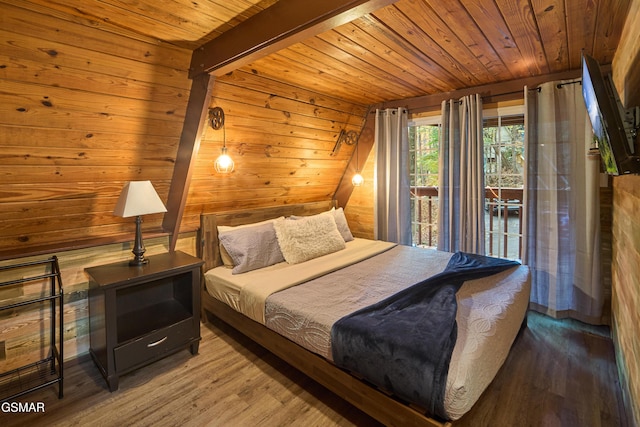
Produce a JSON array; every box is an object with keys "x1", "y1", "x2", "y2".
[
  {"x1": 209, "y1": 107, "x2": 234, "y2": 173},
  {"x1": 331, "y1": 128, "x2": 363, "y2": 186},
  {"x1": 331, "y1": 129, "x2": 359, "y2": 156},
  {"x1": 113, "y1": 180, "x2": 167, "y2": 266}
]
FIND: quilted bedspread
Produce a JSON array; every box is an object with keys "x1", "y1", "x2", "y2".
[{"x1": 330, "y1": 252, "x2": 520, "y2": 420}]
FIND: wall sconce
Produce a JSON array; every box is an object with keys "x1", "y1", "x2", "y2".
[
  {"x1": 113, "y1": 180, "x2": 167, "y2": 266},
  {"x1": 331, "y1": 129, "x2": 359, "y2": 156},
  {"x1": 209, "y1": 107, "x2": 234, "y2": 173}
]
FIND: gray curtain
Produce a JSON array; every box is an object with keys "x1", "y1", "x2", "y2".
[
  {"x1": 524, "y1": 80, "x2": 603, "y2": 324},
  {"x1": 374, "y1": 107, "x2": 411, "y2": 245},
  {"x1": 438, "y1": 94, "x2": 485, "y2": 254}
]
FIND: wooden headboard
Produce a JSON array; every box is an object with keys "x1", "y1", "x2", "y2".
[{"x1": 198, "y1": 200, "x2": 335, "y2": 272}]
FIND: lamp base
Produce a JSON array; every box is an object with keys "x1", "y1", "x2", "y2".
[
  {"x1": 129, "y1": 256, "x2": 149, "y2": 267},
  {"x1": 129, "y1": 215, "x2": 148, "y2": 267}
]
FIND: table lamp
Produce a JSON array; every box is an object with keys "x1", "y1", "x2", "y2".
[{"x1": 113, "y1": 180, "x2": 167, "y2": 266}]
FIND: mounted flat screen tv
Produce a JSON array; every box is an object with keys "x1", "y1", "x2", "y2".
[{"x1": 581, "y1": 53, "x2": 640, "y2": 175}]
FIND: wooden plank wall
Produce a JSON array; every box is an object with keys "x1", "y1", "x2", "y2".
[
  {"x1": 0, "y1": 2, "x2": 370, "y2": 366},
  {"x1": 0, "y1": 234, "x2": 197, "y2": 374},
  {"x1": 0, "y1": 1, "x2": 192, "y2": 256},
  {"x1": 611, "y1": 176, "x2": 640, "y2": 427},
  {"x1": 612, "y1": 0, "x2": 640, "y2": 108},
  {"x1": 610, "y1": 4, "x2": 640, "y2": 424},
  {"x1": 182, "y1": 68, "x2": 367, "y2": 229}
]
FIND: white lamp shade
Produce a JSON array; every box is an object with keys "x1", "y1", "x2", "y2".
[{"x1": 113, "y1": 180, "x2": 167, "y2": 218}]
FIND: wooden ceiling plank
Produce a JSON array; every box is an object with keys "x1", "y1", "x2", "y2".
[
  {"x1": 189, "y1": 0, "x2": 399, "y2": 78},
  {"x1": 564, "y1": 0, "x2": 597, "y2": 69},
  {"x1": 394, "y1": 0, "x2": 495, "y2": 83},
  {"x1": 461, "y1": 0, "x2": 530, "y2": 78},
  {"x1": 212, "y1": 81, "x2": 366, "y2": 126},
  {"x1": 423, "y1": 0, "x2": 515, "y2": 82},
  {"x1": 331, "y1": 21, "x2": 440, "y2": 94},
  {"x1": 530, "y1": 0, "x2": 568, "y2": 73},
  {"x1": 370, "y1": 5, "x2": 481, "y2": 88},
  {"x1": 494, "y1": 0, "x2": 550, "y2": 76},
  {"x1": 300, "y1": 33, "x2": 424, "y2": 99},
  {"x1": 243, "y1": 54, "x2": 380, "y2": 105},
  {"x1": 219, "y1": 69, "x2": 369, "y2": 114},
  {"x1": 356, "y1": 15, "x2": 461, "y2": 93}
]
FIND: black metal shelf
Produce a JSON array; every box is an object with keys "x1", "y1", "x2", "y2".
[{"x1": 0, "y1": 256, "x2": 63, "y2": 402}]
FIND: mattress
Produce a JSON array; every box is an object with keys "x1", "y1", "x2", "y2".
[{"x1": 204, "y1": 241, "x2": 530, "y2": 420}]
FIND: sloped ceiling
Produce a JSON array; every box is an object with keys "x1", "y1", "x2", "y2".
[
  {"x1": 0, "y1": 0, "x2": 632, "y2": 257},
  {"x1": 38, "y1": 0, "x2": 631, "y2": 106}
]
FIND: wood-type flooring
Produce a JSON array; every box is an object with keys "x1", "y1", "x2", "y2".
[{"x1": 1, "y1": 311, "x2": 628, "y2": 427}]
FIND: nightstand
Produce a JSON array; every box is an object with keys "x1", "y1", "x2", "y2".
[{"x1": 85, "y1": 251, "x2": 203, "y2": 391}]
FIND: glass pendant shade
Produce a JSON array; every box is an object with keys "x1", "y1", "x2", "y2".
[
  {"x1": 214, "y1": 146, "x2": 234, "y2": 173},
  {"x1": 352, "y1": 172, "x2": 364, "y2": 186}
]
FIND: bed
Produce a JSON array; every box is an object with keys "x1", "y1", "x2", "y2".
[{"x1": 198, "y1": 201, "x2": 531, "y2": 427}]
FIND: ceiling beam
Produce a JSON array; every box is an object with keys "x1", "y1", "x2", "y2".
[
  {"x1": 189, "y1": 0, "x2": 398, "y2": 78},
  {"x1": 163, "y1": 72, "x2": 216, "y2": 251}
]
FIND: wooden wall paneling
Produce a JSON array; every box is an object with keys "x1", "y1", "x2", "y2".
[
  {"x1": 611, "y1": 6, "x2": 640, "y2": 422},
  {"x1": 212, "y1": 81, "x2": 365, "y2": 128},
  {"x1": 0, "y1": 233, "x2": 197, "y2": 375},
  {"x1": 611, "y1": 175, "x2": 640, "y2": 427},
  {"x1": 613, "y1": 0, "x2": 640, "y2": 108},
  {"x1": 334, "y1": 106, "x2": 377, "y2": 208},
  {"x1": 221, "y1": 69, "x2": 369, "y2": 116},
  {"x1": 592, "y1": 0, "x2": 631, "y2": 65},
  {"x1": 0, "y1": 127, "x2": 179, "y2": 153},
  {"x1": 0, "y1": 2, "x2": 192, "y2": 257},
  {"x1": 242, "y1": 53, "x2": 379, "y2": 105},
  {"x1": 0, "y1": 1, "x2": 191, "y2": 71},
  {"x1": 209, "y1": 98, "x2": 355, "y2": 137}
]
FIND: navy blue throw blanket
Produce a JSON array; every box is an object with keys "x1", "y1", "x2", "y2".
[{"x1": 330, "y1": 252, "x2": 520, "y2": 420}]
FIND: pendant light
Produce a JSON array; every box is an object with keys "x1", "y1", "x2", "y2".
[
  {"x1": 209, "y1": 107, "x2": 234, "y2": 174},
  {"x1": 352, "y1": 136, "x2": 364, "y2": 186}
]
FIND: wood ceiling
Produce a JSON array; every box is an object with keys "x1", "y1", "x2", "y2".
[{"x1": 40, "y1": 0, "x2": 632, "y2": 107}]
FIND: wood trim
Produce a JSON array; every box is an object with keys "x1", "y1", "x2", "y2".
[
  {"x1": 381, "y1": 69, "x2": 583, "y2": 113},
  {"x1": 189, "y1": 0, "x2": 399, "y2": 78},
  {"x1": 0, "y1": 231, "x2": 169, "y2": 262},
  {"x1": 164, "y1": 73, "x2": 216, "y2": 251}
]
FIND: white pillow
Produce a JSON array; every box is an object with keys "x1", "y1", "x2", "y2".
[
  {"x1": 288, "y1": 208, "x2": 354, "y2": 242},
  {"x1": 273, "y1": 214, "x2": 346, "y2": 264}
]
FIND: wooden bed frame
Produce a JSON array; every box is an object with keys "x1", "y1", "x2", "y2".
[{"x1": 198, "y1": 201, "x2": 452, "y2": 427}]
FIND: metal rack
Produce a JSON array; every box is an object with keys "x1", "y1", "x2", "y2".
[{"x1": 0, "y1": 256, "x2": 63, "y2": 402}]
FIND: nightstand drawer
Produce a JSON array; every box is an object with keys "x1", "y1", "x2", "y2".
[{"x1": 114, "y1": 318, "x2": 194, "y2": 373}]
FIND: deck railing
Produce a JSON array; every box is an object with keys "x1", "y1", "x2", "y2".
[{"x1": 411, "y1": 186, "x2": 524, "y2": 259}]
